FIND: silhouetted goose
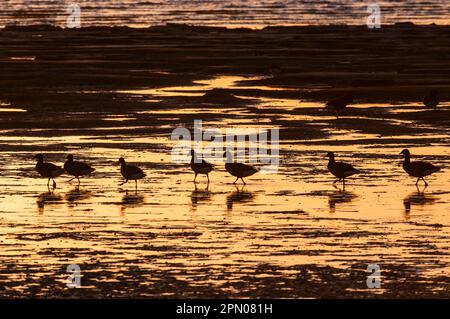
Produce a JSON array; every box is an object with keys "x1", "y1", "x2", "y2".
[
  {"x1": 223, "y1": 151, "x2": 258, "y2": 184},
  {"x1": 423, "y1": 89, "x2": 439, "y2": 108},
  {"x1": 118, "y1": 157, "x2": 146, "y2": 189},
  {"x1": 34, "y1": 154, "x2": 65, "y2": 189},
  {"x1": 326, "y1": 94, "x2": 353, "y2": 112},
  {"x1": 400, "y1": 149, "x2": 440, "y2": 186},
  {"x1": 190, "y1": 150, "x2": 213, "y2": 183},
  {"x1": 326, "y1": 152, "x2": 359, "y2": 186},
  {"x1": 64, "y1": 154, "x2": 95, "y2": 186}
]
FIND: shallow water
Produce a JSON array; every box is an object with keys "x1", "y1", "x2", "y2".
[
  {"x1": 1, "y1": 73, "x2": 450, "y2": 297},
  {"x1": 1, "y1": 0, "x2": 449, "y2": 28}
]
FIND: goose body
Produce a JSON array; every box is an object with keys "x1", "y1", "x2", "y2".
[
  {"x1": 118, "y1": 157, "x2": 145, "y2": 188},
  {"x1": 34, "y1": 154, "x2": 65, "y2": 189},
  {"x1": 423, "y1": 90, "x2": 439, "y2": 108},
  {"x1": 190, "y1": 150, "x2": 213, "y2": 183},
  {"x1": 400, "y1": 149, "x2": 440, "y2": 186},
  {"x1": 64, "y1": 154, "x2": 95, "y2": 185},
  {"x1": 224, "y1": 151, "x2": 258, "y2": 184},
  {"x1": 326, "y1": 94, "x2": 353, "y2": 111},
  {"x1": 326, "y1": 152, "x2": 359, "y2": 185}
]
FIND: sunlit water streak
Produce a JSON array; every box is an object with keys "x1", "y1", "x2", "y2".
[{"x1": 0, "y1": 1, "x2": 449, "y2": 28}]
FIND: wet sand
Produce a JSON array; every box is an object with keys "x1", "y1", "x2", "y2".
[{"x1": 0, "y1": 24, "x2": 450, "y2": 298}]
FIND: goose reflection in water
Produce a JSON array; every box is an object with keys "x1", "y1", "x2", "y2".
[
  {"x1": 65, "y1": 187, "x2": 92, "y2": 208},
  {"x1": 191, "y1": 184, "x2": 212, "y2": 209},
  {"x1": 226, "y1": 185, "x2": 254, "y2": 211},
  {"x1": 36, "y1": 191, "x2": 63, "y2": 213},
  {"x1": 403, "y1": 186, "x2": 436, "y2": 218},
  {"x1": 328, "y1": 186, "x2": 357, "y2": 213},
  {"x1": 120, "y1": 191, "x2": 145, "y2": 215}
]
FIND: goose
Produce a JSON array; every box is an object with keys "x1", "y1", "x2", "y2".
[
  {"x1": 326, "y1": 94, "x2": 353, "y2": 112},
  {"x1": 34, "y1": 154, "x2": 65, "y2": 189},
  {"x1": 400, "y1": 149, "x2": 440, "y2": 186},
  {"x1": 118, "y1": 157, "x2": 146, "y2": 189},
  {"x1": 190, "y1": 150, "x2": 213, "y2": 183},
  {"x1": 423, "y1": 90, "x2": 439, "y2": 108},
  {"x1": 223, "y1": 151, "x2": 258, "y2": 184},
  {"x1": 64, "y1": 154, "x2": 95, "y2": 186},
  {"x1": 326, "y1": 152, "x2": 360, "y2": 186}
]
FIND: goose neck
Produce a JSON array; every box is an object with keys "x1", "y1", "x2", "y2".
[{"x1": 403, "y1": 154, "x2": 410, "y2": 164}]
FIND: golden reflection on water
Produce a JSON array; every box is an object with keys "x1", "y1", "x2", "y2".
[{"x1": 1, "y1": 75, "x2": 450, "y2": 295}]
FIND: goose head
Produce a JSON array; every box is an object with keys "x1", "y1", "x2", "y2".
[
  {"x1": 400, "y1": 149, "x2": 410, "y2": 157},
  {"x1": 66, "y1": 154, "x2": 74, "y2": 161},
  {"x1": 118, "y1": 157, "x2": 126, "y2": 165},
  {"x1": 34, "y1": 154, "x2": 44, "y2": 162}
]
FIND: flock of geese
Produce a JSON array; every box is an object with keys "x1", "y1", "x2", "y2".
[
  {"x1": 33, "y1": 150, "x2": 259, "y2": 190},
  {"x1": 32, "y1": 89, "x2": 443, "y2": 190},
  {"x1": 33, "y1": 148, "x2": 441, "y2": 190}
]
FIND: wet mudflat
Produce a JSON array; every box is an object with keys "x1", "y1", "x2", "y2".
[{"x1": 0, "y1": 25, "x2": 450, "y2": 298}]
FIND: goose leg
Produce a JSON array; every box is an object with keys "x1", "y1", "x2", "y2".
[
  {"x1": 53, "y1": 179, "x2": 57, "y2": 189},
  {"x1": 333, "y1": 178, "x2": 340, "y2": 184},
  {"x1": 193, "y1": 173, "x2": 197, "y2": 183},
  {"x1": 233, "y1": 177, "x2": 239, "y2": 184},
  {"x1": 415, "y1": 178, "x2": 420, "y2": 186},
  {"x1": 206, "y1": 173, "x2": 210, "y2": 183},
  {"x1": 422, "y1": 177, "x2": 428, "y2": 187},
  {"x1": 67, "y1": 177, "x2": 76, "y2": 183},
  {"x1": 241, "y1": 178, "x2": 246, "y2": 185},
  {"x1": 77, "y1": 177, "x2": 81, "y2": 186},
  {"x1": 135, "y1": 180, "x2": 138, "y2": 190},
  {"x1": 47, "y1": 178, "x2": 50, "y2": 188}
]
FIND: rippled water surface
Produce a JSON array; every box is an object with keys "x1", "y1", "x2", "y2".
[
  {"x1": 0, "y1": 0, "x2": 449, "y2": 27},
  {"x1": 1, "y1": 73, "x2": 450, "y2": 297}
]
